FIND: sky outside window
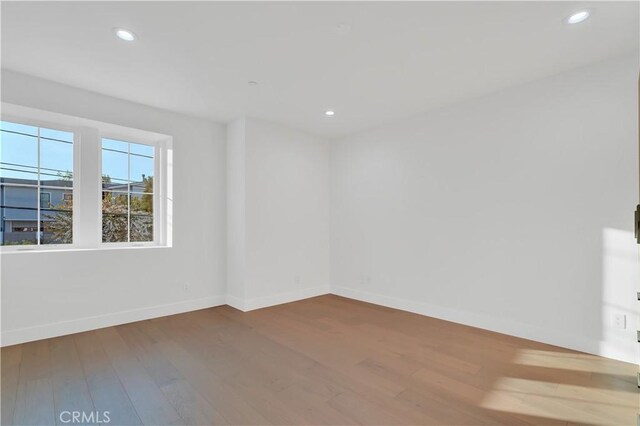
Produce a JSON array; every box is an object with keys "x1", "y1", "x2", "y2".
[{"x1": 0, "y1": 120, "x2": 75, "y2": 245}]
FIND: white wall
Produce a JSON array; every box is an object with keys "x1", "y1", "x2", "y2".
[
  {"x1": 226, "y1": 118, "x2": 247, "y2": 305},
  {"x1": 330, "y1": 54, "x2": 639, "y2": 364},
  {"x1": 0, "y1": 70, "x2": 227, "y2": 345},
  {"x1": 3, "y1": 56, "x2": 637, "y2": 365},
  {"x1": 227, "y1": 118, "x2": 331, "y2": 310}
]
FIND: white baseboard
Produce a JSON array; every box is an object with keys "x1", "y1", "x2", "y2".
[
  {"x1": 1, "y1": 287, "x2": 330, "y2": 346},
  {"x1": 5, "y1": 285, "x2": 634, "y2": 365},
  {"x1": 225, "y1": 294, "x2": 247, "y2": 311},
  {"x1": 331, "y1": 286, "x2": 637, "y2": 365},
  {"x1": 1, "y1": 295, "x2": 226, "y2": 347},
  {"x1": 238, "y1": 286, "x2": 330, "y2": 312}
]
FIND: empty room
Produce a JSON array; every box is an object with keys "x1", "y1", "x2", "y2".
[{"x1": 1, "y1": 1, "x2": 638, "y2": 425}]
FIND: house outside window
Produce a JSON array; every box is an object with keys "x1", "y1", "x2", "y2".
[
  {"x1": 0, "y1": 106, "x2": 171, "y2": 251},
  {"x1": 0, "y1": 121, "x2": 74, "y2": 246}
]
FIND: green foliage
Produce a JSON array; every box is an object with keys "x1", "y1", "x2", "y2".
[
  {"x1": 102, "y1": 191, "x2": 128, "y2": 242},
  {"x1": 43, "y1": 196, "x2": 73, "y2": 244},
  {"x1": 35, "y1": 170, "x2": 75, "y2": 244},
  {"x1": 46, "y1": 175, "x2": 154, "y2": 243},
  {"x1": 3, "y1": 239, "x2": 37, "y2": 246},
  {"x1": 102, "y1": 176, "x2": 153, "y2": 242}
]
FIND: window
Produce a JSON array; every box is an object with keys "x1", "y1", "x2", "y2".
[
  {"x1": 40, "y1": 192, "x2": 51, "y2": 208},
  {"x1": 101, "y1": 138, "x2": 155, "y2": 243},
  {"x1": 0, "y1": 121, "x2": 74, "y2": 246},
  {"x1": 1, "y1": 105, "x2": 170, "y2": 252}
]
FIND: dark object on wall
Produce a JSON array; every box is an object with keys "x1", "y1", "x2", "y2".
[{"x1": 635, "y1": 204, "x2": 640, "y2": 244}]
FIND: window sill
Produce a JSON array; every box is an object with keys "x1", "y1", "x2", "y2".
[{"x1": 0, "y1": 245, "x2": 171, "y2": 255}]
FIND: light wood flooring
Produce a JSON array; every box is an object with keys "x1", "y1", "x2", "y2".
[{"x1": 1, "y1": 295, "x2": 638, "y2": 425}]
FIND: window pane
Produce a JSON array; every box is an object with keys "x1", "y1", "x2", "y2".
[
  {"x1": 0, "y1": 129, "x2": 38, "y2": 184},
  {"x1": 0, "y1": 121, "x2": 37, "y2": 136},
  {"x1": 100, "y1": 138, "x2": 157, "y2": 245},
  {"x1": 1, "y1": 185, "x2": 38, "y2": 246},
  {"x1": 130, "y1": 193, "x2": 153, "y2": 242},
  {"x1": 102, "y1": 138, "x2": 128, "y2": 153},
  {"x1": 101, "y1": 148, "x2": 129, "y2": 189},
  {"x1": 130, "y1": 153, "x2": 153, "y2": 193},
  {"x1": 40, "y1": 138, "x2": 73, "y2": 187},
  {"x1": 102, "y1": 191, "x2": 128, "y2": 242},
  {"x1": 130, "y1": 143, "x2": 154, "y2": 157},
  {"x1": 40, "y1": 127, "x2": 73, "y2": 143},
  {"x1": 1, "y1": 121, "x2": 76, "y2": 247},
  {"x1": 41, "y1": 189, "x2": 72, "y2": 245}
]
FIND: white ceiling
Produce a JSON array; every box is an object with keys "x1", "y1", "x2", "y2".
[{"x1": 1, "y1": 1, "x2": 638, "y2": 138}]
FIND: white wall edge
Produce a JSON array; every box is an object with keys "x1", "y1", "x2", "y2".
[
  {"x1": 242, "y1": 286, "x2": 330, "y2": 312},
  {"x1": 1, "y1": 295, "x2": 226, "y2": 347},
  {"x1": 331, "y1": 286, "x2": 637, "y2": 365},
  {"x1": 225, "y1": 294, "x2": 246, "y2": 312}
]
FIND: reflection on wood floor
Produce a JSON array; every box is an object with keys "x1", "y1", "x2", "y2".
[{"x1": 2, "y1": 295, "x2": 637, "y2": 425}]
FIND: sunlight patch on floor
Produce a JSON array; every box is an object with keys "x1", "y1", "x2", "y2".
[
  {"x1": 479, "y1": 345, "x2": 638, "y2": 426},
  {"x1": 480, "y1": 377, "x2": 635, "y2": 425},
  {"x1": 512, "y1": 348, "x2": 636, "y2": 375}
]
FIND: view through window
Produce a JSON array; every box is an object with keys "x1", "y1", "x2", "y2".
[
  {"x1": 102, "y1": 138, "x2": 154, "y2": 243},
  {"x1": 0, "y1": 121, "x2": 74, "y2": 246}
]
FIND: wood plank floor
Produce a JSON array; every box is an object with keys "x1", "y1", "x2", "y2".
[{"x1": 2, "y1": 295, "x2": 637, "y2": 425}]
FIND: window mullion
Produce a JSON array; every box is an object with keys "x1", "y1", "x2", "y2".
[
  {"x1": 127, "y1": 142, "x2": 131, "y2": 243},
  {"x1": 36, "y1": 127, "x2": 41, "y2": 245}
]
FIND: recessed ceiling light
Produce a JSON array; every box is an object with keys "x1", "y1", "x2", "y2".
[
  {"x1": 566, "y1": 10, "x2": 591, "y2": 24},
  {"x1": 114, "y1": 28, "x2": 137, "y2": 41},
  {"x1": 248, "y1": 81, "x2": 258, "y2": 86},
  {"x1": 325, "y1": 110, "x2": 335, "y2": 116}
]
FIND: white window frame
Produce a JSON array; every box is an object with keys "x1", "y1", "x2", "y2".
[
  {"x1": 1, "y1": 103, "x2": 172, "y2": 253},
  {"x1": 0, "y1": 114, "x2": 81, "y2": 251},
  {"x1": 99, "y1": 134, "x2": 163, "y2": 248}
]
